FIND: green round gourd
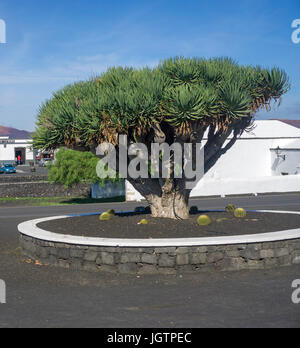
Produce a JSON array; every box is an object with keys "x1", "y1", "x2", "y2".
[
  {"x1": 234, "y1": 208, "x2": 247, "y2": 218},
  {"x1": 225, "y1": 204, "x2": 236, "y2": 213},
  {"x1": 138, "y1": 219, "x2": 148, "y2": 225},
  {"x1": 197, "y1": 215, "x2": 212, "y2": 226},
  {"x1": 99, "y1": 212, "x2": 112, "y2": 221}
]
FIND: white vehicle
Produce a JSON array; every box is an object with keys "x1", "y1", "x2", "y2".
[{"x1": 38, "y1": 158, "x2": 52, "y2": 167}]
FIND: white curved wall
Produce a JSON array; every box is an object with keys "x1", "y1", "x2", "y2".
[{"x1": 126, "y1": 121, "x2": 300, "y2": 200}]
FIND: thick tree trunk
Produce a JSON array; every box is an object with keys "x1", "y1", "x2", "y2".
[
  {"x1": 128, "y1": 178, "x2": 191, "y2": 219},
  {"x1": 147, "y1": 191, "x2": 190, "y2": 219}
]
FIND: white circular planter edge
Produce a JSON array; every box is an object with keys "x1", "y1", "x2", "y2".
[{"x1": 18, "y1": 210, "x2": 300, "y2": 248}]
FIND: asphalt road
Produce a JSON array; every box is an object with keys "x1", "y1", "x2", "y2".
[
  {"x1": 0, "y1": 194, "x2": 300, "y2": 328},
  {"x1": 10, "y1": 165, "x2": 48, "y2": 176}
]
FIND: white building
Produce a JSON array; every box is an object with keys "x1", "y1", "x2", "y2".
[
  {"x1": 0, "y1": 136, "x2": 34, "y2": 165},
  {"x1": 127, "y1": 120, "x2": 300, "y2": 200}
]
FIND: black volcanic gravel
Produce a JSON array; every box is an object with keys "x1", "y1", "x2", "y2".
[{"x1": 37, "y1": 211, "x2": 300, "y2": 239}]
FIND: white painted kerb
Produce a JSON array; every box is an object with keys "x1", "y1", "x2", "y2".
[{"x1": 18, "y1": 210, "x2": 300, "y2": 248}]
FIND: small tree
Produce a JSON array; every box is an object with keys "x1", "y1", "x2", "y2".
[
  {"x1": 47, "y1": 148, "x2": 115, "y2": 187},
  {"x1": 33, "y1": 57, "x2": 289, "y2": 219}
]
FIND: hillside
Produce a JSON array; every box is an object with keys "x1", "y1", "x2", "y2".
[{"x1": 0, "y1": 126, "x2": 32, "y2": 139}]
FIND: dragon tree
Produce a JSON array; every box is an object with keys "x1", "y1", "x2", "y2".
[{"x1": 33, "y1": 57, "x2": 290, "y2": 219}]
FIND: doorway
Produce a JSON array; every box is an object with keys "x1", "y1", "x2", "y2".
[{"x1": 15, "y1": 148, "x2": 26, "y2": 165}]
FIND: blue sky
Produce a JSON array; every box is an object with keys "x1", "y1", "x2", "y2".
[{"x1": 0, "y1": 0, "x2": 299, "y2": 131}]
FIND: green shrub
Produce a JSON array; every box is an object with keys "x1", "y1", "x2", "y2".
[{"x1": 47, "y1": 148, "x2": 120, "y2": 188}]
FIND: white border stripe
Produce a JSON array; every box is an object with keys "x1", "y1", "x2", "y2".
[{"x1": 17, "y1": 210, "x2": 300, "y2": 247}]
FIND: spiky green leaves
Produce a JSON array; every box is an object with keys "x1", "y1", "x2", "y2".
[
  {"x1": 33, "y1": 57, "x2": 290, "y2": 151},
  {"x1": 163, "y1": 86, "x2": 207, "y2": 125},
  {"x1": 161, "y1": 57, "x2": 201, "y2": 86},
  {"x1": 94, "y1": 67, "x2": 166, "y2": 132},
  {"x1": 261, "y1": 68, "x2": 290, "y2": 99},
  {"x1": 34, "y1": 81, "x2": 99, "y2": 149},
  {"x1": 219, "y1": 82, "x2": 252, "y2": 119}
]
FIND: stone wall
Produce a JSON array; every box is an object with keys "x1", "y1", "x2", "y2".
[
  {"x1": 0, "y1": 172, "x2": 92, "y2": 198},
  {"x1": 20, "y1": 234, "x2": 300, "y2": 274},
  {"x1": 0, "y1": 175, "x2": 48, "y2": 183},
  {"x1": 0, "y1": 181, "x2": 91, "y2": 198}
]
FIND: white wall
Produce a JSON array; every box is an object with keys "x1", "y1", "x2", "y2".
[
  {"x1": 126, "y1": 181, "x2": 144, "y2": 202},
  {"x1": 24, "y1": 142, "x2": 34, "y2": 162},
  {"x1": 191, "y1": 175, "x2": 300, "y2": 197},
  {"x1": 126, "y1": 174, "x2": 300, "y2": 201},
  {"x1": 203, "y1": 138, "x2": 300, "y2": 180},
  {"x1": 204, "y1": 138, "x2": 273, "y2": 180},
  {"x1": 125, "y1": 120, "x2": 300, "y2": 201},
  {"x1": 0, "y1": 144, "x2": 15, "y2": 162},
  {"x1": 0, "y1": 140, "x2": 34, "y2": 163}
]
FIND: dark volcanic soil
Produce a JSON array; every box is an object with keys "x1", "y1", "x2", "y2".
[{"x1": 37, "y1": 211, "x2": 300, "y2": 239}]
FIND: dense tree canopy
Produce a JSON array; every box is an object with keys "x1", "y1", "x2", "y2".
[
  {"x1": 47, "y1": 148, "x2": 119, "y2": 188},
  {"x1": 33, "y1": 57, "x2": 290, "y2": 219}
]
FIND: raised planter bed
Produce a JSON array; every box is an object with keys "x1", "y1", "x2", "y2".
[{"x1": 18, "y1": 210, "x2": 300, "y2": 275}]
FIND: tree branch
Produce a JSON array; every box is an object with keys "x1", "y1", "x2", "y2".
[{"x1": 204, "y1": 117, "x2": 252, "y2": 173}]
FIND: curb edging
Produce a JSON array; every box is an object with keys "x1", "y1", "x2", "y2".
[{"x1": 18, "y1": 210, "x2": 300, "y2": 274}]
